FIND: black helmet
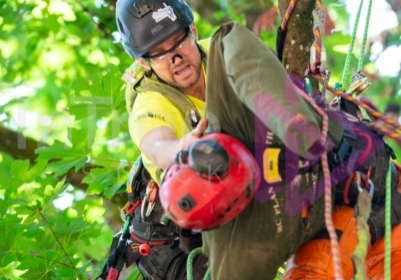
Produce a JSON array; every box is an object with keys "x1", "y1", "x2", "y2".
[{"x1": 116, "y1": 0, "x2": 194, "y2": 58}]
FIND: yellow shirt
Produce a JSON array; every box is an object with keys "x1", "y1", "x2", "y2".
[
  {"x1": 129, "y1": 91, "x2": 205, "y2": 184},
  {"x1": 125, "y1": 39, "x2": 209, "y2": 184}
]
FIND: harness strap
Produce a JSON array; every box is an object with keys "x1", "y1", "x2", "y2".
[
  {"x1": 97, "y1": 215, "x2": 134, "y2": 280},
  {"x1": 138, "y1": 244, "x2": 185, "y2": 280},
  {"x1": 139, "y1": 79, "x2": 200, "y2": 130}
]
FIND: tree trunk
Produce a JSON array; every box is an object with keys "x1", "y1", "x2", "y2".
[{"x1": 278, "y1": 0, "x2": 315, "y2": 78}]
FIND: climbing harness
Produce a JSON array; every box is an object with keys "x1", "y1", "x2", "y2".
[
  {"x1": 99, "y1": 156, "x2": 209, "y2": 280},
  {"x1": 277, "y1": 0, "x2": 401, "y2": 278},
  {"x1": 304, "y1": 0, "x2": 401, "y2": 279},
  {"x1": 101, "y1": 63, "x2": 210, "y2": 279}
]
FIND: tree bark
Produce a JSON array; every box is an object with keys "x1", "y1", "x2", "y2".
[
  {"x1": 0, "y1": 124, "x2": 43, "y2": 163},
  {"x1": 278, "y1": 0, "x2": 315, "y2": 78},
  {"x1": 0, "y1": 124, "x2": 126, "y2": 229}
]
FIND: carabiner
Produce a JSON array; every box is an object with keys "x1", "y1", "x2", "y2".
[{"x1": 141, "y1": 181, "x2": 158, "y2": 219}]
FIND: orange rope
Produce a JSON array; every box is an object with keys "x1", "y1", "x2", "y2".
[
  {"x1": 310, "y1": 0, "x2": 326, "y2": 74},
  {"x1": 320, "y1": 114, "x2": 342, "y2": 280},
  {"x1": 314, "y1": 73, "x2": 401, "y2": 142},
  {"x1": 297, "y1": 85, "x2": 343, "y2": 280},
  {"x1": 308, "y1": 1, "x2": 343, "y2": 279},
  {"x1": 313, "y1": 25, "x2": 322, "y2": 68},
  {"x1": 280, "y1": 0, "x2": 298, "y2": 30}
]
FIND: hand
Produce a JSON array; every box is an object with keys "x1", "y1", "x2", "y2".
[{"x1": 178, "y1": 119, "x2": 208, "y2": 150}]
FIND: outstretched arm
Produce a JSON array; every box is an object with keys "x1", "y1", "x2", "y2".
[{"x1": 140, "y1": 119, "x2": 208, "y2": 169}]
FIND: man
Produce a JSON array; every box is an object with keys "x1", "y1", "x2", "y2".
[
  {"x1": 115, "y1": 0, "x2": 401, "y2": 279},
  {"x1": 115, "y1": 1, "x2": 209, "y2": 279}
]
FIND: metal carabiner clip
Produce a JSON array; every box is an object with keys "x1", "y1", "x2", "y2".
[{"x1": 141, "y1": 181, "x2": 158, "y2": 219}]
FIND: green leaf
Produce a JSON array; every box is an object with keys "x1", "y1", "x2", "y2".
[
  {"x1": 46, "y1": 155, "x2": 88, "y2": 176},
  {"x1": 10, "y1": 160, "x2": 30, "y2": 182},
  {"x1": 0, "y1": 251, "x2": 18, "y2": 269},
  {"x1": 0, "y1": 215, "x2": 22, "y2": 252},
  {"x1": 70, "y1": 66, "x2": 125, "y2": 122},
  {"x1": 67, "y1": 127, "x2": 95, "y2": 151},
  {"x1": 36, "y1": 139, "x2": 88, "y2": 176},
  {"x1": 84, "y1": 167, "x2": 126, "y2": 198},
  {"x1": 27, "y1": 160, "x2": 47, "y2": 180},
  {"x1": 36, "y1": 141, "x2": 75, "y2": 161}
]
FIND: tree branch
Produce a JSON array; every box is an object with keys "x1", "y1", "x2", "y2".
[{"x1": 0, "y1": 125, "x2": 43, "y2": 162}]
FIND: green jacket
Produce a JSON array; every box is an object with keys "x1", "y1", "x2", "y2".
[{"x1": 202, "y1": 21, "x2": 343, "y2": 280}]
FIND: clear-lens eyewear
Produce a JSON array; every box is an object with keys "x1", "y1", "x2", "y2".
[{"x1": 143, "y1": 28, "x2": 194, "y2": 66}]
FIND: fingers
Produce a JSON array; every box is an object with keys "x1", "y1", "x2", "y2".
[
  {"x1": 192, "y1": 118, "x2": 208, "y2": 137},
  {"x1": 177, "y1": 119, "x2": 208, "y2": 151}
]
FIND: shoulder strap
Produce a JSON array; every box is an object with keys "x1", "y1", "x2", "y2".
[
  {"x1": 122, "y1": 62, "x2": 147, "y2": 114},
  {"x1": 141, "y1": 79, "x2": 200, "y2": 129},
  {"x1": 122, "y1": 63, "x2": 200, "y2": 130}
]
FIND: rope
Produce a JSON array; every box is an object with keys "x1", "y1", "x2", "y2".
[
  {"x1": 308, "y1": 2, "x2": 394, "y2": 279},
  {"x1": 296, "y1": 86, "x2": 343, "y2": 280},
  {"x1": 315, "y1": 74, "x2": 401, "y2": 141},
  {"x1": 340, "y1": 0, "x2": 363, "y2": 87},
  {"x1": 312, "y1": 17, "x2": 323, "y2": 70},
  {"x1": 307, "y1": 2, "x2": 342, "y2": 279},
  {"x1": 385, "y1": 162, "x2": 392, "y2": 280},
  {"x1": 276, "y1": 0, "x2": 298, "y2": 62},
  {"x1": 186, "y1": 247, "x2": 210, "y2": 280},
  {"x1": 340, "y1": 0, "x2": 373, "y2": 88},
  {"x1": 357, "y1": 0, "x2": 373, "y2": 72},
  {"x1": 309, "y1": 0, "x2": 327, "y2": 74},
  {"x1": 280, "y1": 0, "x2": 297, "y2": 31},
  {"x1": 321, "y1": 116, "x2": 343, "y2": 280}
]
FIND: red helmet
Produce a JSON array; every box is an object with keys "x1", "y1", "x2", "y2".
[{"x1": 159, "y1": 133, "x2": 261, "y2": 230}]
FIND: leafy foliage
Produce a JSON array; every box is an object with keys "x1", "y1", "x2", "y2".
[{"x1": 1, "y1": 0, "x2": 400, "y2": 279}]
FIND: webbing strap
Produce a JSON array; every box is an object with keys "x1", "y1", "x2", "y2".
[
  {"x1": 139, "y1": 79, "x2": 199, "y2": 130},
  {"x1": 353, "y1": 190, "x2": 371, "y2": 279}
]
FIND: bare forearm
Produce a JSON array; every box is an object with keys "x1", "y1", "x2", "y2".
[
  {"x1": 148, "y1": 138, "x2": 181, "y2": 169},
  {"x1": 139, "y1": 119, "x2": 208, "y2": 170}
]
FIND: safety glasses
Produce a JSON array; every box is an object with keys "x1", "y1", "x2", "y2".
[{"x1": 142, "y1": 28, "x2": 194, "y2": 67}]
